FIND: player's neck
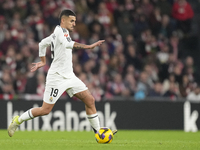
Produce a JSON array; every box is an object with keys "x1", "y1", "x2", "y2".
[{"x1": 60, "y1": 24, "x2": 67, "y2": 30}]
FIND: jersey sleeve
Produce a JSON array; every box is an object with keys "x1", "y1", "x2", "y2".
[
  {"x1": 55, "y1": 26, "x2": 75, "y2": 49},
  {"x1": 39, "y1": 35, "x2": 52, "y2": 57}
]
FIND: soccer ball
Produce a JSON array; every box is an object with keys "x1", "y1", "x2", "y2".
[{"x1": 95, "y1": 127, "x2": 113, "y2": 144}]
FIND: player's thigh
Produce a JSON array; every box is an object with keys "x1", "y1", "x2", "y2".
[
  {"x1": 44, "y1": 84, "x2": 66, "y2": 104},
  {"x1": 44, "y1": 73, "x2": 68, "y2": 104},
  {"x1": 74, "y1": 90, "x2": 95, "y2": 106},
  {"x1": 66, "y1": 76, "x2": 88, "y2": 97}
]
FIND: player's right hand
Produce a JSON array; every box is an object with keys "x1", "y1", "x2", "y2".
[
  {"x1": 31, "y1": 62, "x2": 40, "y2": 72},
  {"x1": 31, "y1": 57, "x2": 46, "y2": 72}
]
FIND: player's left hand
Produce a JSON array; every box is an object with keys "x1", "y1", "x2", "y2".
[{"x1": 89, "y1": 40, "x2": 105, "y2": 49}]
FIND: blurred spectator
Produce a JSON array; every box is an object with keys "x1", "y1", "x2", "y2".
[
  {"x1": 98, "y1": 43, "x2": 110, "y2": 65},
  {"x1": 157, "y1": 43, "x2": 170, "y2": 64},
  {"x1": 2, "y1": 0, "x2": 15, "y2": 18},
  {"x1": 106, "y1": 35, "x2": 116, "y2": 56},
  {"x1": 117, "y1": 14, "x2": 134, "y2": 39},
  {"x1": 98, "y1": 62, "x2": 109, "y2": 88},
  {"x1": 172, "y1": 0, "x2": 194, "y2": 34},
  {"x1": 174, "y1": 62, "x2": 184, "y2": 84},
  {"x1": 124, "y1": 34, "x2": 136, "y2": 50},
  {"x1": 110, "y1": 26, "x2": 122, "y2": 46},
  {"x1": 86, "y1": 0, "x2": 100, "y2": 13},
  {"x1": 113, "y1": 4, "x2": 130, "y2": 27},
  {"x1": 133, "y1": 14, "x2": 149, "y2": 39},
  {"x1": 117, "y1": 52, "x2": 126, "y2": 74},
  {"x1": 46, "y1": 8, "x2": 60, "y2": 31},
  {"x1": 144, "y1": 63, "x2": 159, "y2": 86},
  {"x1": 108, "y1": 55, "x2": 119, "y2": 76},
  {"x1": 5, "y1": 46, "x2": 17, "y2": 77},
  {"x1": 88, "y1": 19, "x2": 105, "y2": 39},
  {"x1": 139, "y1": 34, "x2": 160, "y2": 58},
  {"x1": 124, "y1": 73, "x2": 136, "y2": 96},
  {"x1": 15, "y1": 71, "x2": 26, "y2": 94},
  {"x1": 179, "y1": 74, "x2": 191, "y2": 98},
  {"x1": 0, "y1": 70, "x2": 15, "y2": 94},
  {"x1": 185, "y1": 66, "x2": 195, "y2": 83},
  {"x1": 141, "y1": 0, "x2": 154, "y2": 18},
  {"x1": 184, "y1": 56, "x2": 194, "y2": 68},
  {"x1": 124, "y1": 0, "x2": 134, "y2": 11},
  {"x1": 162, "y1": 73, "x2": 179, "y2": 94},
  {"x1": 75, "y1": 14, "x2": 89, "y2": 39},
  {"x1": 181, "y1": 56, "x2": 197, "y2": 82},
  {"x1": 157, "y1": 14, "x2": 174, "y2": 38},
  {"x1": 13, "y1": 0, "x2": 27, "y2": 20},
  {"x1": 106, "y1": 73, "x2": 126, "y2": 97},
  {"x1": 163, "y1": 82, "x2": 179, "y2": 100},
  {"x1": 135, "y1": 71, "x2": 150, "y2": 100},
  {"x1": 74, "y1": 64, "x2": 83, "y2": 77},
  {"x1": 90, "y1": 85, "x2": 104, "y2": 101},
  {"x1": 0, "y1": 30, "x2": 17, "y2": 55},
  {"x1": 125, "y1": 44, "x2": 142, "y2": 71},
  {"x1": 149, "y1": 7, "x2": 162, "y2": 35},
  {"x1": 169, "y1": 34, "x2": 179, "y2": 61},
  {"x1": 156, "y1": 0, "x2": 172, "y2": 16},
  {"x1": 105, "y1": 0, "x2": 118, "y2": 14},
  {"x1": 97, "y1": 2, "x2": 114, "y2": 32},
  {"x1": 75, "y1": 0, "x2": 89, "y2": 14},
  {"x1": 187, "y1": 86, "x2": 200, "y2": 102},
  {"x1": 78, "y1": 72, "x2": 89, "y2": 86},
  {"x1": 138, "y1": 29, "x2": 153, "y2": 57},
  {"x1": 148, "y1": 81, "x2": 163, "y2": 97},
  {"x1": 124, "y1": 64, "x2": 139, "y2": 80},
  {"x1": 0, "y1": 15, "x2": 6, "y2": 44}
]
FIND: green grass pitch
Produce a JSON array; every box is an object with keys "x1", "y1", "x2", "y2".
[{"x1": 0, "y1": 130, "x2": 200, "y2": 150}]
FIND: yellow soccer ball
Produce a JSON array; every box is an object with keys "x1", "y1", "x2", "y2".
[{"x1": 95, "y1": 127, "x2": 113, "y2": 144}]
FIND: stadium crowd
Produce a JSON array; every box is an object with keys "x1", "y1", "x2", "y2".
[{"x1": 0, "y1": 0, "x2": 200, "y2": 101}]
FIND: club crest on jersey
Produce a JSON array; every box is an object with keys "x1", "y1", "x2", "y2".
[{"x1": 49, "y1": 97, "x2": 53, "y2": 102}]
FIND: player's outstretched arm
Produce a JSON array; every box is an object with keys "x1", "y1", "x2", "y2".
[
  {"x1": 31, "y1": 56, "x2": 46, "y2": 72},
  {"x1": 73, "y1": 40, "x2": 105, "y2": 49}
]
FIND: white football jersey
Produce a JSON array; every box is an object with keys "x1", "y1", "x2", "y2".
[{"x1": 39, "y1": 25, "x2": 75, "y2": 78}]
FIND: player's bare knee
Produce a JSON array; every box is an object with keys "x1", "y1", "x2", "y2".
[
  {"x1": 43, "y1": 110, "x2": 51, "y2": 115},
  {"x1": 41, "y1": 107, "x2": 51, "y2": 115},
  {"x1": 86, "y1": 96, "x2": 95, "y2": 108}
]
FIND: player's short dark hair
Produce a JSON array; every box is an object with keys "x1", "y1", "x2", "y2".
[{"x1": 59, "y1": 9, "x2": 76, "y2": 23}]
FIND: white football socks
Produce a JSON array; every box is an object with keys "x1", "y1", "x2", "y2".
[
  {"x1": 18, "y1": 109, "x2": 34, "y2": 124},
  {"x1": 17, "y1": 109, "x2": 100, "y2": 132},
  {"x1": 87, "y1": 113, "x2": 100, "y2": 133}
]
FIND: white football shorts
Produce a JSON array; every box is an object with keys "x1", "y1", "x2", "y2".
[{"x1": 43, "y1": 72, "x2": 88, "y2": 104}]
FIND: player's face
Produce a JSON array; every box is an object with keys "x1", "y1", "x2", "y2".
[{"x1": 64, "y1": 15, "x2": 76, "y2": 32}]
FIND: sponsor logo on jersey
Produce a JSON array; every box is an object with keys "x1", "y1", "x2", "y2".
[{"x1": 64, "y1": 34, "x2": 68, "y2": 37}]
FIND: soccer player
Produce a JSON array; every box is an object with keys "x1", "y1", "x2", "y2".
[{"x1": 8, "y1": 9, "x2": 117, "y2": 137}]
